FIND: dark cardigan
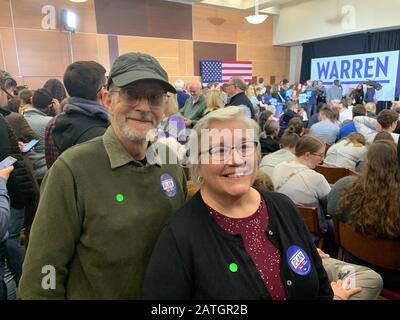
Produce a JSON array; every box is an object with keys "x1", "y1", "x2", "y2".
[{"x1": 142, "y1": 190, "x2": 333, "y2": 300}]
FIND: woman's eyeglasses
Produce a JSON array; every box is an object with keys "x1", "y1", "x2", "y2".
[{"x1": 202, "y1": 141, "x2": 258, "y2": 162}]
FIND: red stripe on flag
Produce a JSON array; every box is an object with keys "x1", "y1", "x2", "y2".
[
  {"x1": 222, "y1": 60, "x2": 252, "y2": 64},
  {"x1": 222, "y1": 67, "x2": 252, "y2": 70},
  {"x1": 222, "y1": 73, "x2": 253, "y2": 77}
]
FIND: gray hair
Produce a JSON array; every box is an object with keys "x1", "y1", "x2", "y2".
[
  {"x1": 188, "y1": 106, "x2": 261, "y2": 185},
  {"x1": 264, "y1": 105, "x2": 276, "y2": 115},
  {"x1": 174, "y1": 79, "x2": 185, "y2": 91},
  {"x1": 264, "y1": 119, "x2": 279, "y2": 135}
]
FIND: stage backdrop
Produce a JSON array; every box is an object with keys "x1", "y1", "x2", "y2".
[
  {"x1": 310, "y1": 50, "x2": 400, "y2": 101},
  {"x1": 301, "y1": 29, "x2": 400, "y2": 102}
]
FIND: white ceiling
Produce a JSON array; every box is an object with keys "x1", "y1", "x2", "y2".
[{"x1": 163, "y1": 0, "x2": 298, "y2": 15}]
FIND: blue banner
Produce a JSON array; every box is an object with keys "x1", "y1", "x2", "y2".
[{"x1": 310, "y1": 50, "x2": 400, "y2": 101}]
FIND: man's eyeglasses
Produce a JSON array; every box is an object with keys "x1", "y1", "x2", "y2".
[
  {"x1": 110, "y1": 88, "x2": 166, "y2": 108},
  {"x1": 202, "y1": 141, "x2": 258, "y2": 162},
  {"x1": 0, "y1": 85, "x2": 14, "y2": 100}
]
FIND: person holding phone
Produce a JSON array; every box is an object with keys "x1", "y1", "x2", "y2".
[
  {"x1": 23, "y1": 88, "x2": 54, "y2": 184},
  {"x1": 0, "y1": 164, "x2": 13, "y2": 299}
]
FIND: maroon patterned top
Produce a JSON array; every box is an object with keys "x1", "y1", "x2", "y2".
[{"x1": 208, "y1": 196, "x2": 287, "y2": 300}]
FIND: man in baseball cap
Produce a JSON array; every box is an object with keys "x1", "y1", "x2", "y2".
[{"x1": 19, "y1": 53, "x2": 187, "y2": 299}]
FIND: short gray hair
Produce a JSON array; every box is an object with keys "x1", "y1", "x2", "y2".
[{"x1": 188, "y1": 106, "x2": 261, "y2": 184}]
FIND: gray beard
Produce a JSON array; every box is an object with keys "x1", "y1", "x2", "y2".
[{"x1": 115, "y1": 114, "x2": 148, "y2": 145}]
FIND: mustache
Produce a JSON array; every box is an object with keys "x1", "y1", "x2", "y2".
[{"x1": 126, "y1": 113, "x2": 155, "y2": 124}]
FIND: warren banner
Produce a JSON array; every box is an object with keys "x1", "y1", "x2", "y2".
[{"x1": 311, "y1": 50, "x2": 400, "y2": 101}]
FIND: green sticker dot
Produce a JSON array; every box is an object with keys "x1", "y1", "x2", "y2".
[
  {"x1": 116, "y1": 194, "x2": 124, "y2": 202},
  {"x1": 229, "y1": 263, "x2": 238, "y2": 273}
]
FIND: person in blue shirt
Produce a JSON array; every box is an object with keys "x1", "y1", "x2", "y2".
[{"x1": 338, "y1": 104, "x2": 367, "y2": 140}]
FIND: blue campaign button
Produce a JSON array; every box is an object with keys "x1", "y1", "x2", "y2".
[
  {"x1": 160, "y1": 173, "x2": 177, "y2": 197},
  {"x1": 287, "y1": 245, "x2": 311, "y2": 276}
]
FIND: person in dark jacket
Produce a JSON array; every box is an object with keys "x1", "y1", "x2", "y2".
[
  {"x1": 225, "y1": 77, "x2": 255, "y2": 119},
  {"x1": 45, "y1": 61, "x2": 109, "y2": 168},
  {"x1": 279, "y1": 101, "x2": 302, "y2": 136},
  {"x1": 143, "y1": 106, "x2": 360, "y2": 300}
]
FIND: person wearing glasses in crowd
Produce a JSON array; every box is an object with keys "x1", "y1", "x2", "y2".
[
  {"x1": 143, "y1": 107, "x2": 359, "y2": 300},
  {"x1": 179, "y1": 80, "x2": 206, "y2": 128},
  {"x1": 19, "y1": 53, "x2": 187, "y2": 299},
  {"x1": 271, "y1": 135, "x2": 330, "y2": 231},
  {"x1": 44, "y1": 61, "x2": 110, "y2": 168}
]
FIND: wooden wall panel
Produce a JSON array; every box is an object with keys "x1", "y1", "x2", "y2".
[
  {"x1": 11, "y1": 0, "x2": 97, "y2": 33},
  {"x1": 72, "y1": 33, "x2": 100, "y2": 62},
  {"x1": 178, "y1": 41, "x2": 194, "y2": 77},
  {"x1": 15, "y1": 29, "x2": 69, "y2": 77},
  {"x1": 193, "y1": 42, "x2": 236, "y2": 76},
  {"x1": 22, "y1": 76, "x2": 63, "y2": 90},
  {"x1": 0, "y1": 0, "x2": 12, "y2": 28},
  {"x1": 96, "y1": 34, "x2": 109, "y2": 72},
  {"x1": 193, "y1": 5, "x2": 273, "y2": 46},
  {"x1": 0, "y1": 28, "x2": 19, "y2": 76},
  {"x1": 0, "y1": 32, "x2": 4, "y2": 70},
  {"x1": 95, "y1": 0, "x2": 192, "y2": 40},
  {"x1": 118, "y1": 36, "x2": 193, "y2": 77},
  {"x1": 237, "y1": 44, "x2": 290, "y2": 80}
]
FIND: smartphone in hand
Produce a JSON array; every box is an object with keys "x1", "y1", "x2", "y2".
[
  {"x1": 0, "y1": 156, "x2": 17, "y2": 169},
  {"x1": 21, "y1": 139, "x2": 39, "y2": 153}
]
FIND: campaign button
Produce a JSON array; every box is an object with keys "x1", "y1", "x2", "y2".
[{"x1": 287, "y1": 245, "x2": 311, "y2": 276}]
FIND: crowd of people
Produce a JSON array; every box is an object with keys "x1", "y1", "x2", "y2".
[{"x1": 0, "y1": 52, "x2": 398, "y2": 300}]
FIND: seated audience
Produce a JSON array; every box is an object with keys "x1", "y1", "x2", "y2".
[
  {"x1": 330, "y1": 140, "x2": 400, "y2": 291},
  {"x1": 353, "y1": 109, "x2": 399, "y2": 144},
  {"x1": 338, "y1": 104, "x2": 366, "y2": 140},
  {"x1": 260, "y1": 119, "x2": 280, "y2": 153},
  {"x1": 287, "y1": 117, "x2": 305, "y2": 136},
  {"x1": 324, "y1": 132, "x2": 366, "y2": 170},
  {"x1": 365, "y1": 102, "x2": 377, "y2": 119},
  {"x1": 203, "y1": 90, "x2": 225, "y2": 116},
  {"x1": 334, "y1": 99, "x2": 352, "y2": 123},
  {"x1": 272, "y1": 134, "x2": 330, "y2": 206},
  {"x1": 142, "y1": 106, "x2": 358, "y2": 300},
  {"x1": 259, "y1": 130, "x2": 299, "y2": 177},
  {"x1": 156, "y1": 93, "x2": 186, "y2": 162},
  {"x1": 174, "y1": 80, "x2": 190, "y2": 109},
  {"x1": 180, "y1": 80, "x2": 207, "y2": 127},
  {"x1": 279, "y1": 101, "x2": 302, "y2": 136},
  {"x1": 310, "y1": 106, "x2": 339, "y2": 144}
]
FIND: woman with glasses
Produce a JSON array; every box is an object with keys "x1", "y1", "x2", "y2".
[
  {"x1": 142, "y1": 107, "x2": 356, "y2": 300},
  {"x1": 271, "y1": 134, "x2": 330, "y2": 230}
]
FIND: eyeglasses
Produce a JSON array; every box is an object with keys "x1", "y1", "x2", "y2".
[
  {"x1": 111, "y1": 88, "x2": 166, "y2": 108},
  {"x1": 311, "y1": 152, "x2": 325, "y2": 159},
  {"x1": 202, "y1": 141, "x2": 258, "y2": 162},
  {"x1": 0, "y1": 85, "x2": 14, "y2": 100}
]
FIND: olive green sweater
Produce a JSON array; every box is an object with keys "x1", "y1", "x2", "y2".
[{"x1": 19, "y1": 127, "x2": 187, "y2": 299}]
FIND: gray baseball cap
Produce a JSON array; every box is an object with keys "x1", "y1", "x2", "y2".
[{"x1": 107, "y1": 52, "x2": 176, "y2": 93}]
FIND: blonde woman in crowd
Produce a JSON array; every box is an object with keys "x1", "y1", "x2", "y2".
[
  {"x1": 365, "y1": 102, "x2": 377, "y2": 119},
  {"x1": 203, "y1": 90, "x2": 225, "y2": 116}
]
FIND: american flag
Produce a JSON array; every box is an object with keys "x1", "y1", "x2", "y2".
[{"x1": 201, "y1": 60, "x2": 253, "y2": 84}]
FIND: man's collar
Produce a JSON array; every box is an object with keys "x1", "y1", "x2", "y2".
[{"x1": 103, "y1": 126, "x2": 162, "y2": 169}]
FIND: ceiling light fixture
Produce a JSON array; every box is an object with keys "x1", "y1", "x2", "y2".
[
  {"x1": 245, "y1": 0, "x2": 268, "y2": 24},
  {"x1": 69, "y1": 0, "x2": 87, "y2": 3}
]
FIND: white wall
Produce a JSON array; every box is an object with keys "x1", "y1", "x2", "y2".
[{"x1": 273, "y1": 0, "x2": 400, "y2": 46}]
